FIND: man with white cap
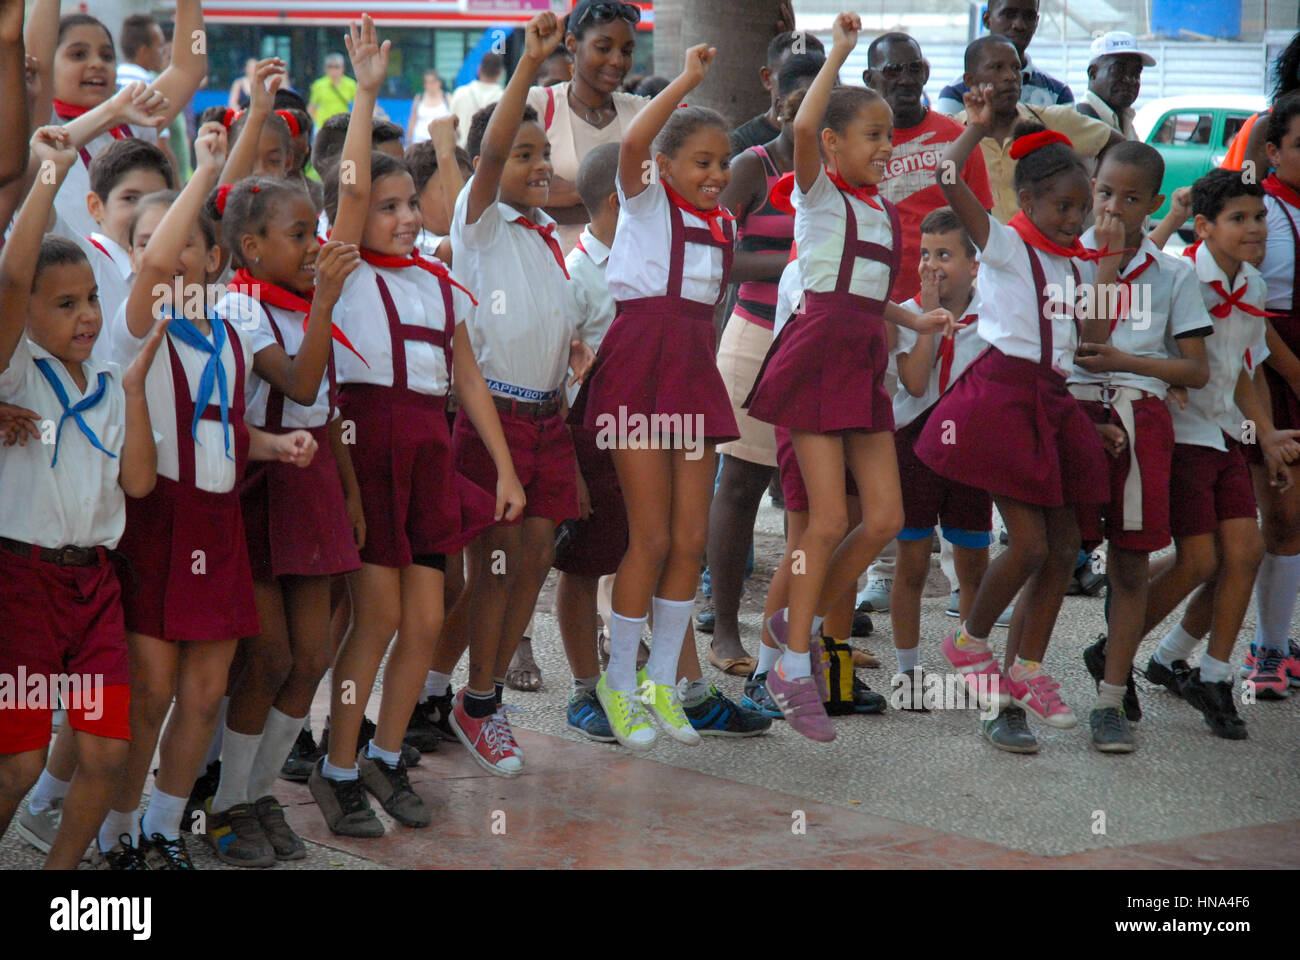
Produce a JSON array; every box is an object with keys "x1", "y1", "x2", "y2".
[{"x1": 1077, "y1": 31, "x2": 1156, "y2": 140}]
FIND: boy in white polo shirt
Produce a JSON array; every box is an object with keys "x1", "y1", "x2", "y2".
[{"x1": 0, "y1": 126, "x2": 163, "y2": 870}]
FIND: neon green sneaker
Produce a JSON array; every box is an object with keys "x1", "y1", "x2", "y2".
[
  {"x1": 595, "y1": 675, "x2": 657, "y2": 751},
  {"x1": 636, "y1": 670, "x2": 701, "y2": 745}
]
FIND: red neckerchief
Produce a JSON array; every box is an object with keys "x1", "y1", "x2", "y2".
[
  {"x1": 1263, "y1": 173, "x2": 1300, "y2": 210},
  {"x1": 358, "y1": 248, "x2": 479, "y2": 305},
  {"x1": 512, "y1": 214, "x2": 571, "y2": 278},
  {"x1": 933, "y1": 309, "x2": 979, "y2": 394},
  {"x1": 825, "y1": 166, "x2": 882, "y2": 210},
  {"x1": 228, "y1": 269, "x2": 369, "y2": 366},
  {"x1": 85, "y1": 235, "x2": 113, "y2": 262},
  {"x1": 1111, "y1": 252, "x2": 1156, "y2": 332},
  {"x1": 1008, "y1": 211, "x2": 1132, "y2": 262},
  {"x1": 1183, "y1": 243, "x2": 1278, "y2": 319},
  {"x1": 662, "y1": 182, "x2": 736, "y2": 242}
]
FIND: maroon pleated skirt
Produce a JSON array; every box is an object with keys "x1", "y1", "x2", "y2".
[
  {"x1": 120, "y1": 477, "x2": 260, "y2": 642},
  {"x1": 241, "y1": 423, "x2": 361, "y2": 580},
  {"x1": 572, "y1": 295, "x2": 739, "y2": 445},
  {"x1": 746, "y1": 290, "x2": 893, "y2": 434},
  {"x1": 1264, "y1": 312, "x2": 1300, "y2": 431},
  {"x1": 914, "y1": 348, "x2": 1108, "y2": 508}
]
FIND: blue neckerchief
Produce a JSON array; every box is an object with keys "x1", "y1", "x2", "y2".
[
  {"x1": 166, "y1": 312, "x2": 233, "y2": 459},
  {"x1": 33, "y1": 358, "x2": 117, "y2": 468}
]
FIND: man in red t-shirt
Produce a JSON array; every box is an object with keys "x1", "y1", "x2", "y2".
[{"x1": 865, "y1": 33, "x2": 994, "y2": 302}]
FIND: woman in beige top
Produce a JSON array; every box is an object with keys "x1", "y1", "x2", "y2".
[{"x1": 525, "y1": 0, "x2": 647, "y2": 251}]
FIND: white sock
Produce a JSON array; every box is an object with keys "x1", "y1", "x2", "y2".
[
  {"x1": 1253, "y1": 553, "x2": 1300, "y2": 653},
  {"x1": 896, "y1": 646, "x2": 920, "y2": 674},
  {"x1": 210, "y1": 727, "x2": 261, "y2": 814},
  {"x1": 98, "y1": 808, "x2": 137, "y2": 852},
  {"x1": 756, "y1": 642, "x2": 780, "y2": 677},
  {"x1": 248, "y1": 708, "x2": 305, "y2": 801},
  {"x1": 365, "y1": 739, "x2": 401, "y2": 766},
  {"x1": 606, "y1": 612, "x2": 648, "y2": 692},
  {"x1": 302, "y1": 715, "x2": 313, "y2": 735},
  {"x1": 645, "y1": 597, "x2": 693, "y2": 686},
  {"x1": 139, "y1": 788, "x2": 188, "y2": 842},
  {"x1": 321, "y1": 758, "x2": 358, "y2": 781},
  {"x1": 810, "y1": 615, "x2": 825, "y2": 639},
  {"x1": 1156, "y1": 623, "x2": 1200, "y2": 666},
  {"x1": 960, "y1": 619, "x2": 988, "y2": 644},
  {"x1": 28, "y1": 769, "x2": 71, "y2": 814},
  {"x1": 1200, "y1": 653, "x2": 1233, "y2": 684},
  {"x1": 424, "y1": 670, "x2": 453, "y2": 700},
  {"x1": 781, "y1": 649, "x2": 811, "y2": 679},
  {"x1": 202, "y1": 696, "x2": 230, "y2": 770}
]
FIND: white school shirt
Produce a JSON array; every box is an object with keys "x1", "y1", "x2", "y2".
[
  {"x1": 893, "y1": 291, "x2": 989, "y2": 428},
  {"x1": 317, "y1": 210, "x2": 331, "y2": 244},
  {"x1": 451, "y1": 178, "x2": 577, "y2": 399},
  {"x1": 565, "y1": 226, "x2": 614, "y2": 406},
  {"x1": 78, "y1": 231, "x2": 133, "y2": 360},
  {"x1": 332, "y1": 259, "x2": 473, "y2": 396},
  {"x1": 973, "y1": 214, "x2": 1082, "y2": 375},
  {"x1": 214, "y1": 291, "x2": 332, "y2": 429},
  {"x1": 1169, "y1": 247, "x2": 1270, "y2": 450},
  {"x1": 0, "y1": 338, "x2": 127, "y2": 548},
  {"x1": 50, "y1": 123, "x2": 161, "y2": 245},
  {"x1": 1069, "y1": 230, "x2": 1214, "y2": 398},
  {"x1": 772, "y1": 258, "x2": 804, "y2": 339},
  {"x1": 103, "y1": 301, "x2": 253, "y2": 493},
  {"x1": 793, "y1": 167, "x2": 894, "y2": 301},
  {"x1": 415, "y1": 229, "x2": 446, "y2": 259},
  {"x1": 1261, "y1": 192, "x2": 1298, "y2": 312},
  {"x1": 606, "y1": 177, "x2": 726, "y2": 306}
]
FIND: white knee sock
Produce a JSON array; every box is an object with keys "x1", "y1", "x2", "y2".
[
  {"x1": 645, "y1": 597, "x2": 693, "y2": 686},
  {"x1": 139, "y1": 788, "x2": 188, "y2": 841},
  {"x1": 606, "y1": 612, "x2": 647, "y2": 692},
  {"x1": 203, "y1": 696, "x2": 230, "y2": 769},
  {"x1": 98, "y1": 808, "x2": 137, "y2": 852},
  {"x1": 756, "y1": 642, "x2": 780, "y2": 677},
  {"x1": 210, "y1": 727, "x2": 261, "y2": 814},
  {"x1": 896, "y1": 646, "x2": 920, "y2": 674},
  {"x1": 1254, "y1": 553, "x2": 1300, "y2": 653},
  {"x1": 1156, "y1": 623, "x2": 1200, "y2": 666},
  {"x1": 28, "y1": 769, "x2": 71, "y2": 814},
  {"x1": 247, "y1": 708, "x2": 306, "y2": 801}
]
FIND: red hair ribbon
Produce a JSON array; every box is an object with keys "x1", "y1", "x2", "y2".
[
  {"x1": 250, "y1": 185, "x2": 261, "y2": 193},
  {"x1": 769, "y1": 172, "x2": 795, "y2": 216},
  {"x1": 215, "y1": 183, "x2": 233, "y2": 216},
  {"x1": 220, "y1": 108, "x2": 239, "y2": 129},
  {"x1": 1009, "y1": 130, "x2": 1073, "y2": 159},
  {"x1": 275, "y1": 110, "x2": 301, "y2": 139}
]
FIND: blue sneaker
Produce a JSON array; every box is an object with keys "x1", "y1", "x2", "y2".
[
  {"x1": 566, "y1": 689, "x2": 616, "y2": 742},
  {"x1": 742, "y1": 672, "x2": 783, "y2": 718},
  {"x1": 685, "y1": 686, "x2": 772, "y2": 737}
]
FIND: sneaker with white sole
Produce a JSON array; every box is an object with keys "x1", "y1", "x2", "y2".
[
  {"x1": 635, "y1": 670, "x2": 701, "y2": 745},
  {"x1": 861, "y1": 577, "x2": 892, "y2": 613},
  {"x1": 449, "y1": 691, "x2": 523, "y2": 777},
  {"x1": 15, "y1": 798, "x2": 61, "y2": 854},
  {"x1": 941, "y1": 631, "x2": 1010, "y2": 706},
  {"x1": 595, "y1": 674, "x2": 657, "y2": 750},
  {"x1": 1008, "y1": 665, "x2": 1077, "y2": 728}
]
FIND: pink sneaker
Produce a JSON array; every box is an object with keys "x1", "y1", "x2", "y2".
[
  {"x1": 449, "y1": 691, "x2": 522, "y2": 777},
  {"x1": 1008, "y1": 667, "x2": 1077, "y2": 728},
  {"x1": 1241, "y1": 641, "x2": 1300, "y2": 689},
  {"x1": 766, "y1": 609, "x2": 829, "y2": 702},
  {"x1": 941, "y1": 631, "x2": 1010, "y2": 707},
  {"x1": 766, "y1": 663, "x2": 835, "y2": 742}
]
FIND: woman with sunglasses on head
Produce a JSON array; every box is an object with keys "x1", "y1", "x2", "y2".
[{"x1": 525, "y1": 0, "x2": 647, "y2": 252}]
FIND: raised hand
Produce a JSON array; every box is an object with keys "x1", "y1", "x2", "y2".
[
  {"x1": 193, "y1": 120, "x2": 228, "y2": 172},
  {"x1": 345, "y1": 14, "x2": 391, "y2": 94},
  {"x1": 111, "y1": 80, "x2": 169, "y2": 130},
  {"x1": 962, "y1": 83, "x2": 996, "y2": 127},
  {"x1": 428, "y1": 113, "x2": 458, "y2": 151},
  {"x1": 314, "y1": 240, "x2": 361, "y2": 302},
  {"x1": 830, "y1": 12, "x2": 861, "y2": 53},
  {"x1": 524, "y1": 11, "x2": 563, "y2": 61},
  {"x1": 249, "y1": 58, "x2": 287, "y2": 114},
  {"x1": 1167, "y1": 186, "x2": 1192, "y2": 224},
  {"x1": 29, "y1": 125, "x2": 77, "y2": 173},
  {"x1": 683, "y1": 44, "x2": 717, "y2": 85}
]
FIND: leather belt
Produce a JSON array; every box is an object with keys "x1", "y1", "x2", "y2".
[
  {"x1": 0, "y1": 536, "x2": 107, "y2": 567},
  {"x1": 491, "y1": 394, "x2": 561, "y2": 420}
]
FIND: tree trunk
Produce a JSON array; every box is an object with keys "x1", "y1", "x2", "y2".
[
  {"x1": 652, "y1": 0, "x2": 685, "y2": 82},
  {"x1": 675, "y1": 0, "x2": 784, "y2": 128}
]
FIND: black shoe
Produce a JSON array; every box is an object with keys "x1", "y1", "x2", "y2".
[
  {"x1": 851, "y1": 607, "x2": 873, "y2": 638},
  {"x1": 357, "y1": 750, "x2": 431, "y2": 827},
  {"x1": 404, "y1": 699, "x2": 443, "y2": 754},
  {"x1": 416, "y1": 688, "x2": 458, "y2": 742},
  {"x1": 892, "y1": 667, "x2": 930, "y2": 712},
  {"x1": 92, "y1": 834, "x2": 148, "y2": 870},
  {"x1": 1081, "y1": 635, "x2": 1142, "y2": 722},
  {"x1": 184, "y1": 760, "x2": 220, "y2": 829},
  {"x1": 1182, "y1": 669, "x2": 1248, "y2": 740},
  {"x1": 982, "y1": 706, "x2": 1038, "y2": 753},
  {"x1": 1067, "y1": 561, "x2": 1107, "y2": 597},
  {"x1": 322, "y1": 716, "x2": 422, "y2": 768},
  {"x1": 308, "y1": 758, "x2": 384, "y2": 838},
  {"x1": 280, "y1": 727, "x2": 321, "y2": 782},
  {"x1": 1089, "y1": 706, "x2": 1135, "y2": 753},
  {"x1": 138, "y1": 827, "x2": 195, "y2": 870},
  {"x1": 851, "y1": 676, "x2": 887, "y2": 713},
  {"x1": 1144, "y1": 655, "x2": 1192, "y2": 699}
]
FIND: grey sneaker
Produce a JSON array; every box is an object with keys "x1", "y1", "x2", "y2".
[
  {"x1": 982, "y1": 706, "x2": 1039, "y2": 754},
  {"x1": 861, "y1": 577, "x2": 892, "y2": 613},
  {"x1": 1089, "y1": 706, "x2": 1135, "y2": 753},
  {"x1": 308, "y1": 758, "x2": 384, "y2": 838},
  {"x1": 203, "y1": 798, "x2": 276, "y2": 868},
  {"x1": 15, "y1": 798, "x2": 61, "y2": 854},
  {"x1": 357, "y1": 750, "x2": 431, "y2": 827},
  {"x1": 251, "y1": 795, "x2": 306, "y2": 860}
]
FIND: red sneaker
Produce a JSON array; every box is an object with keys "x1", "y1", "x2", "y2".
[{"x1": 450, "y1": 690, "x2": 523, "y2": 777}]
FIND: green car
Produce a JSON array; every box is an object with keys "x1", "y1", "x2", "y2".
[{"x1": 1133, "y1": 94, "x2": 1267, "y2": 223}]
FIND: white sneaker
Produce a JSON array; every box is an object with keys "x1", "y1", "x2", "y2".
[
  {"x1": 15, "y1": 798, "x2": 62, "y2": 854},
  {"x1": 863, "y1": 577, "x2": 893, "y2": 613}
]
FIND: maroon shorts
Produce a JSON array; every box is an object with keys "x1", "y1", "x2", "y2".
[
  {"x1": 1168, "y1": 438, "x2": 1258, "y2": 538},
  {"x1": 1075, "y1": 396, "x2": 1175, "y2": 553},
  {"x1": 455, "y1": 407, "x2": 579, "y2": 523},
  {"x1": 0, "y1": 549, "x2": 131, "y2": 753},
  {"x1": 774, "y1": 426, "x2": 859, "y2": 513},
  {"x1": 895, "y1": 409, "x2": 992, "y2": 536},
  {"x1": 553, "y1": 426, "x2": 628, "y2": 577}
]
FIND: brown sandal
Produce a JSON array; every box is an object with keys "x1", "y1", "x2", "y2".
[
  {"x1": 506, "y1": 636, "x2": 542, "y2": 692},
  {"x1": 707, "y1": 646, "x2": 758, "y2": 677}
]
